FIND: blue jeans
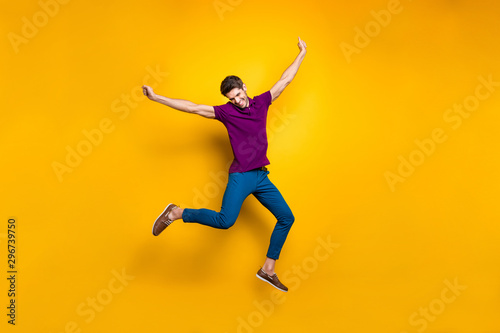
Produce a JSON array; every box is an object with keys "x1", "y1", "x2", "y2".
[{"x1": 182, "y1": 169, "x2": 295, "y2": 260}]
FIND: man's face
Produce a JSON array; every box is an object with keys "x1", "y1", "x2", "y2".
[{"x1": 225, "y1": 84, "x2": 248, "y2": 109}]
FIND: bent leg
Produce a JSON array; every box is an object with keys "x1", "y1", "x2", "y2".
[
  {"x1": 183, "y1": 172, "x2": 254, "y2": 229},
  {"x1": 253, "y1": 172, "x2": 295, "y2": 260}
]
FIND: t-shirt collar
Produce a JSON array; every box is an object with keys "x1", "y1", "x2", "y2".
[
  {"x1": 247, "y1": 96, "x2": 255, "y2": 107},
  {"x1": 231, "y1": 96, "x2": 255, "y2": 112}
]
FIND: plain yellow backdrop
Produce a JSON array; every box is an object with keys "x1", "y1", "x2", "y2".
[{"x1": 2, "y1": 0, "x2": 500, "y2": 332}]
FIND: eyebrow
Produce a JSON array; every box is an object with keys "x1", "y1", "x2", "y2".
[{"x1": 228, "y1": 91, "x2": 241, "y2": 100}]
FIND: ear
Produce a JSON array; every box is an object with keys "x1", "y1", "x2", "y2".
[{"x1": 242, "y1": 84, "x2": 247, "y2": 92}]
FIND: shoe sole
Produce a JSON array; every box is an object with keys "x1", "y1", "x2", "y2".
[
  {"x1": 256, "y1": 273, "x2": 288, "y2": 292},
  {"x1": 152, "y1": 203, "x2": 174, "y2": 236}
]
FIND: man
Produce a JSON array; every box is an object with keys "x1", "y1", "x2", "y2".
[{"x1": 142, "y1": 37, "x2": 307, "y2": 292}]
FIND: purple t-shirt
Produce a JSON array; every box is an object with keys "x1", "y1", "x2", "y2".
[{"x1": 214, "y1": 91, "x2": 272, "y2": 173}]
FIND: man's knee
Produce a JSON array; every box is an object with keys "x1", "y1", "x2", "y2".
[
  {"x1": 282, "y1": 211, "x2": 295, "y2": 227},
  {"x1": 217, "y1": 214, "x2": 237, "y2": 229},
  {"x1": 219, "y1": 221, "x2": 236, "y2": 229}
]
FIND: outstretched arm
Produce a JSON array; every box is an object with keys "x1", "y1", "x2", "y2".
[
  {"x1": 142, "y1": 85, "x2": 215, "y2": 119},
  {"x1": 270, "y1": 37, "x2": 307, "y2": 102}
]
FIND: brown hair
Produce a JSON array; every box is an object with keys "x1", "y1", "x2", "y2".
[{"x1": 220, "y1": 75, "x2": 243, "y2": 96}]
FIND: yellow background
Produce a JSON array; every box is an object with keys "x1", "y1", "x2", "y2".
[{"x1": 2, "y1": 0, "x2": 500, "y2": 332}]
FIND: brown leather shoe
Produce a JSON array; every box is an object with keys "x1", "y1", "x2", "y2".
[
  {"x1": 152, "y1": 203, "x2": 179, "y2": 236},
  {"x1": 256, "y1": 268, "x2": 288, "y2": 292}
]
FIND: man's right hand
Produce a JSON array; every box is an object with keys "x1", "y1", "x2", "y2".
[
  {"x1": 142, "y1": 85, "x2": 157, "y2": 101},
  {"x1": 141, "y1": 85, "x2": 215, "y2": 118}
]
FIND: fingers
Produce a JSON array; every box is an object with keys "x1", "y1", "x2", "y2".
[{"x1": 297, "y1": 36, "x2": 307, "y2": 50}]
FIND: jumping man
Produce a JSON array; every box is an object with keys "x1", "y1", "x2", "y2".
[{"x1": 142, "y1": 37, "x2": 307, "y2": 292}]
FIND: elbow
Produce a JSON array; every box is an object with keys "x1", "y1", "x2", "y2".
[
  {"x1": 185, "y1": 104, "x2": 198, "y2": 114},
  {"x1": 280, "y1": 74, "x2": 292, "y2": 85},
  {"x1": 281, "y1": 77, "x2": 293, "y2": 89}
]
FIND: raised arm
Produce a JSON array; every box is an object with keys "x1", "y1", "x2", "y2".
[
  {"x1": 142, "y1": 85, "x2": 215, "y2": 119},
  {"x1": 270, "y1": 37, "x2": 307, "y2": 102}
]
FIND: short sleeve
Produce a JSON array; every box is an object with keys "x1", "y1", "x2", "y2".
[
  {"x1": 213, "y1": 104, "x2": 227, "y2": 122},
  {"x1": 254, "y1": 91, "x2": 272, "y2": 108}
]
